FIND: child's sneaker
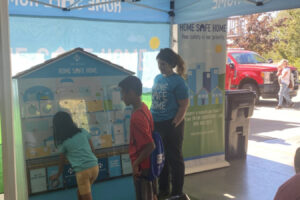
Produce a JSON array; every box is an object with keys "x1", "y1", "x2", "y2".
[{"x1": 166, "y1": 193, "x2": 190, "y2": 200}]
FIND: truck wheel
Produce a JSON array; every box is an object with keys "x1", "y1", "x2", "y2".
[{"x1": 241, "y1": 83, "x2": 259, "y2": 104}]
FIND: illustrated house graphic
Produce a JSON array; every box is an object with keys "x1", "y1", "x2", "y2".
[
  {"x1": 189, "y1": 89, "x2": 195, "y2": 106},
  {"x1": 203, "y1": 72, "x2": 211, "y2": 92},
  {"x1": 187, "y1": 63, "x2": 205, "y2": 95},
  {"x1": 197, "y1": 88, "x2": 209, "y2": 106},
  {"x1": 187, "y1": 68, "x2": 196, "y2": 94},
  {"x1": 196, "y1": 63, "x2": 205, "y2": 93},
  {"x1": 13, "y1": 48, "x2": 134, "y2": 159},
  {"x1": 210, "y1": 67, "x2": 219, "y2": 91},
  {"x1": 211, "y1": 87, "x2": 223, "y2": 104}
]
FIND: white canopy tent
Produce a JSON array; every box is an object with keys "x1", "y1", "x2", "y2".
[{"x1": 2, "y1": 0, "x2": 300, "y2": 199}]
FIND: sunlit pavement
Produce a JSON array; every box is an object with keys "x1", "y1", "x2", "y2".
[
  {"x1": 248, "y1": 91, "x2": 300, "y2": 166},
  {"x1": 183, "y1": 90, "x2": 300, "y2": 200}
]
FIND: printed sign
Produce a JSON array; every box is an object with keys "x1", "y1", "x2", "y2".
[{"x1": 178, "y1": 19, "x2": 229, "y2": 173}]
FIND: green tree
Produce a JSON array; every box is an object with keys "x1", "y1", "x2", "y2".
[
  {"x1": 230, "y1": 13, "x2": 285, "y2": 55},
  {"x1": 271, "y1": 9, "x2": 300, "y2": 71}
]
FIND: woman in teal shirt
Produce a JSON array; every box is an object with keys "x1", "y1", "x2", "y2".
[
  {"x1": 50, "y1": 111, "x2": 99, "y2": 200},
  {"x1": 151, "y1": 48, "x2": 189, "y2": 199}
]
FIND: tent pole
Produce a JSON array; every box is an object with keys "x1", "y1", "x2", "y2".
[
  {"x1": 169, "y1": 0, "x2": 175, "y2": 50},
  {"x1": 0, "y1": 0, "x2": 19, "y2": 200},
  {"x1": 170, "y1": 16, "x2": 174, "y2": 49}
]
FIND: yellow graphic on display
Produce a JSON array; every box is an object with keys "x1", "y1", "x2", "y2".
[
  {"x1": 215, "y1": 44, "x2": 222, "y2": 53},
  {"x1": 26, "y1": 147, "x2": 51, "y2": 159},
  {"x1": 87, "y1": 100, "x2": 104, "y2": 112},
  {"x1": 149, "y1": 37, "x2": 160, "y2": 50},
  {"x1": 100, "y1": 134, "x2": 113, "y2": 148}
]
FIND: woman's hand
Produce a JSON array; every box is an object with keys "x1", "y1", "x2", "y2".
[
  {"x1": 173, "y1": 98, "x2": 189, "y2": 127},
  {"x1": 132, "y1": 162, "x2": 141, "y2": 180},
  {"x1": 172, "y1": 116, "x2": 183, "y2": 128}
]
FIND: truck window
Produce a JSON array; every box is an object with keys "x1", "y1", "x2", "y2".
[
  {"x1": 227, "y1": 57, "x2": 233, "y2": 64},
  {"x1": 231, "y1": 52, "x2": 266, "y2": 64}
]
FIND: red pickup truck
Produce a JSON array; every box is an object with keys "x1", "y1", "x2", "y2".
[{"x1": 226, "y1": 49, "x2": 299, "y2": 103}]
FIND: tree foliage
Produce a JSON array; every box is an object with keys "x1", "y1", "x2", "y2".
[
  {"x1": 230, "y1": 13, "x2": 286, "y2": 55},
  {"x1": 229, "y1": 9, "x2": 300, "y2": 71},
  {"x1": 271, "y1": 9, "x2": 300, "y2": 70}
]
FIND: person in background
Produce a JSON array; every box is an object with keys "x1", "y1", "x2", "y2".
[
  {"x1": 276, "y1": 59, "x2": 294, "y2": 109},
  {"x1": 50, "y1": 111, "x2": 99, "y2": 200},
  {"x1": 274, "y1": 147, "x2": 300, "y2": 200},
  {"x1": 118, "y1": 75, "x2": 157, "y2": 200},
  {"x1": 151, "y1": 48, "x2": 189, "y2": 200}
]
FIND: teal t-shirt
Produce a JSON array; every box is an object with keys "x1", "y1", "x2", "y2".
[
  {"x1": 151, "y1": 74, "x2": 189, "y2": 122},
  {"x1": 59, "y1": 129, "x2": 98, "y2": 172}
]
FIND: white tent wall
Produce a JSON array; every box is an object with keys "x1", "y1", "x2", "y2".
[
  {"x1": 0, "y1": 1, "x2": 28, "y2": 200},
  {"x1": 2, "y1": 0, "x2": 300, "y2": 199}
]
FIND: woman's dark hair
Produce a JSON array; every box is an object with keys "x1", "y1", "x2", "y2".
[
  {"x1": 156, "y1": 48, "x2": 186, "y2": 77},
  {"x1": 53, "y1": 111, "x2": 81, "y2": 147},
  {"x1": 118, "y1": 75, "x2": 142, "y2": 96}
]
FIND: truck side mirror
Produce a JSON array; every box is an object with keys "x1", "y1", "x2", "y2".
[
  {"x1": 267, "y1": 59, "x2": 273, "y2": 63},
  {"x1": 229, "y1": 63, "x2": 235, "y2": 69}
]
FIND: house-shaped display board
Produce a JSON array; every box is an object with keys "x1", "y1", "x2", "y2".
[{"x1": 13, "y1": 48, "x2": 134, "y2": 195}]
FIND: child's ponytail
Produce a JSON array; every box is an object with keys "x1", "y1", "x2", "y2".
[
  {"x1": 156, "y1": 48, "x2": 186, "y2": 78},
  {"x1": 175, "y1": 54, "x2": 186, "y2": 78}
]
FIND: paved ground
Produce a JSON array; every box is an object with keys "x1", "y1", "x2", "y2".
[
  {"x1": 183, "y1": 90, "x2": 300, "y2": 200},
  {"x1": 248, "y1": 92, "x2": 300, "y2": 166}
]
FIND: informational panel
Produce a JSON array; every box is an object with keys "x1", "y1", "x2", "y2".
[
  {"x1": 16, "y1": 50, "x2": 135, "y2": 160},
  {"x1": 14, "y1": 50, "x2": 136, "y2": 194},
  {"x1": 178, "y1": 19, "x2": 229, "y2": 174},
  {"x1": 29, "y1": 168, "x2": 47, "y2": 193},
  {"x1": 121, "y1": 154, "x2": 132, "y2": 175},
  {"x1": 19, "y1": 75, "x2": 131, "y2": 159},
  {"x1": 47, "y1": 166, "x2": 63, "y2": 190}
]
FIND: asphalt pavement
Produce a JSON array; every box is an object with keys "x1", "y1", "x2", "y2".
[{"x1": 248, "y1": 91, "x2": 300, "y2": 166}]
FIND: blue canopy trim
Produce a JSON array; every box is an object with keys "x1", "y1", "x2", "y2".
[
  {"x1": 175, "y1": 0, "x2": 300, "y2": 24},
  {"x1": 9, "y1": 0, "x2": 170, "y2": 23}
]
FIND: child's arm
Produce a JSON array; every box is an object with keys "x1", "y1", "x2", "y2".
[
  {"x1": 277, "y1": 68, "x2": 282, "y2": 76},
  {"x1": 50, "y1": 153, "x2": 66, "y2": 180},
  {"x1": 88, "y1": 139, "x2": 96, "y2": 154},
  {"x1": 132, "y1": 142, "x2": 155, "y2": 177}
]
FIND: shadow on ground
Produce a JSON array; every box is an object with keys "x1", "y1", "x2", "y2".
[
  {"x1": 183, "y1": 155, "x2": 293, "y2": 200},
  {"x1": 255, "y1": 99, "x2": 300, "y2": 110},
  {"x1": 249, "y1": 118, "x2": 300, "y2": 135}
]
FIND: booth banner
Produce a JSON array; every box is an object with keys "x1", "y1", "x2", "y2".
[
  {"x1": 178, "y1": 19, "x2": 229, "y2": 174},
  {"x1": 9, "y1": 16, "x2": 169, "y2": 89}
]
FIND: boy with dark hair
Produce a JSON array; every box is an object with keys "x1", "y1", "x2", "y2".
[
  {"x1": 118, "y1": 75, "x2": 157, "y2": 200},
  {"x1": 274, "y1": 147, "x2": 300, "y2": 200}
]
